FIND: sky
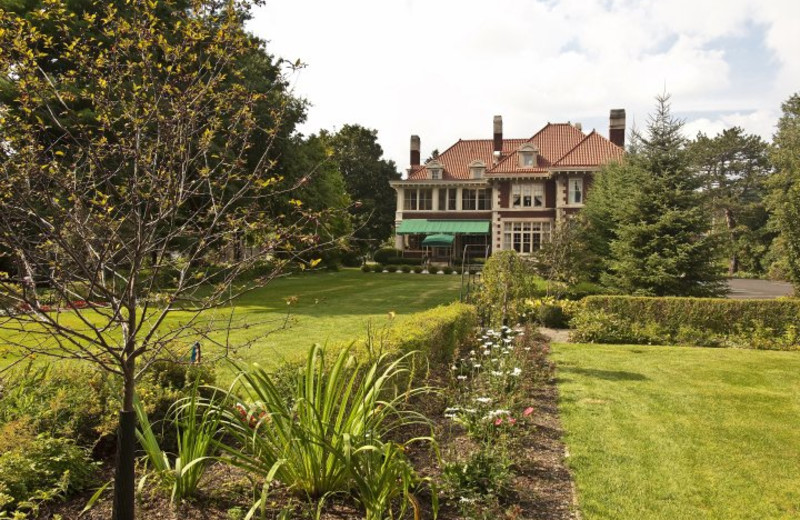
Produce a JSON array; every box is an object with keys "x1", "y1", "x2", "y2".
[{"x1": 248, "y1": 0, "x2": 800, "y2": 174}]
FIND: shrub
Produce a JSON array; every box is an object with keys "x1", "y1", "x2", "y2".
[
  {"x1": 0, "y1": 434, "x2": 97, "y2": 514},
  {"x1": 412, "y1": 266, "x2": 423, "y2": 274},
  {"x1": 583, "y1": 296, "x2": 800, "y2": 336},
  {"x1": 0, "y1": 363, "x2": 117, "y2": 446},
  {"x1": 572, "y1": 296, "x2": 800, "y2": 349},
  {"x1": 361, "y1": 264, "x2": 371, "y2": 273},
  {"x1": 385, "y1": 265, "x2": 398, "y2": 273},
  {"x1": 373, "y1": 248, "x2": 402, "y2": 264},
  {"x1": 384, "y1": 302, "x2": 478, "y2": 363},
  {"x1": 453, "y1": 267, "x2": 463, "y2": 275},
  {"x1": 442, "y1": 447, "x2": 513, "y2": 500},
  {"x1": 374, "y1": 263, "x2": 385, "y2": 272},
  {"x1": 340, "y1": 250, "x2": 363, "y2": 268},
  {"x1": 400, "y1": 265, "x2": 411, "y2": 273},
  {"x1": 473, "y1": 250, "x2": 536, "y2": 326},
  {"x1": 441, "y1": 266, "x2": 453, "y2": 275}
]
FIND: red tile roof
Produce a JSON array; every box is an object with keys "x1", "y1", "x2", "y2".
[
  {"x1": 554, "y1": 131, "x2": 624, "y2": 167},
  {"x1": 405, "y1": 121, "x2": 623, "y2": 181},
  {"x1": 407, "y1": 138, "x2": 527, "y2": 180}
]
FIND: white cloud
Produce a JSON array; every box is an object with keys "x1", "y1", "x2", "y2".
[{"x1": 248, "y1": 0, "x2": 799, "y2": 171}]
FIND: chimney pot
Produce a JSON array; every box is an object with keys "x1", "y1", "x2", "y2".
[
  {"x1": 410, "y1": 135, "x2": 420, "y2": 167},
  {"x1": 493, "y1": 115, "x2": 503, "y2": 153},
  {"x1": 609, "y1": 109, "x2": 626, "y2": 148}
]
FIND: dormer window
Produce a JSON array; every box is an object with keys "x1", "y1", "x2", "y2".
[
  {"x1": 426, "y1": 160, "x2": 443, "y2": 180},
  {"x1": 518, "y1": 143, "x2": 539, "y2": 168},
  {"x1": 468, "y1": 160, "x2": 486, "y2": 179}
]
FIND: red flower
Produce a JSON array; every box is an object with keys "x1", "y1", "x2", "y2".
[
  {"x1": 508, "y1": 418, "x2": 517, "y2": 425},
  {"x1": 494, "y1": 417, "x2": 503, "y2": 426},
  {"x1": 523, "y1": 407, "x2": 534, "y2": 417}
]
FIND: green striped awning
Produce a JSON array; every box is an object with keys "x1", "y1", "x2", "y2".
[
  {"x1": 422, "y1": 234, "x2": 455, "y2": 247},
  {"x1": 396, "y1": 219, "x2": 490, "y2": 235}
]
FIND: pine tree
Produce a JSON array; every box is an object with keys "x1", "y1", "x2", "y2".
[
  {"x1": 592, "y1": 94, "x2": 726, "y2": 296},
  {"x1": 767, "y1": 93, "x2": 800, "y2": 292}
]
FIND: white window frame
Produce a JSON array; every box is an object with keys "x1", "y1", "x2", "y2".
[
  {"x1": 418, "y1": 188, "x2": 433, "y2": 210},
  {"x1": 502, "y1": 221, "x2": 552, "y2": 253},
  {"x1": 430, "y1": 168, "x2": 442, "y2": 180},
  {"x1": 512, "y1": 183, "x2": 544, "y2": 208},
  {"x1": 568, "y1": 178, "x2": 583, "y2": 205}
]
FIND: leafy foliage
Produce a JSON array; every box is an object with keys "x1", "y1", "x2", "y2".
[
  {"x1": 767, "y1": 93, "x2": 800, "y2": 292},
  {"x1": 322, "y1": 125, "x2": 402, "y2": 252},
  {"x1": 474, "y1": 250, "x2": 535, "y2": 326},
  {"x1": 0, "y1": 434, "x2": 97, "y2": 515}
]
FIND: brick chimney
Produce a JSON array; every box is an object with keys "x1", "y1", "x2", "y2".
[
  {"x1": 410, "y1": 135, "x2": 420, "y2": 167},
  {"x1": 609, "y1": 109, "x2": 626, "y2": 148},
  {"x1": 493, "y1": 115, "x2": 503, "y2": 153}
]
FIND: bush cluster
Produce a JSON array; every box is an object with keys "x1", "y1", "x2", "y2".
[{"x1": 572, "y1": 296, "x2": 800, "y2": 349}]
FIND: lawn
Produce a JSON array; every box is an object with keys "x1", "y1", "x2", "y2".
[
  {"x1": 552, "y1": 343, "x2": 800, "y2": 520},
  {"x1": 0, "y1": 269, "x2": 462, "y2": 371}
]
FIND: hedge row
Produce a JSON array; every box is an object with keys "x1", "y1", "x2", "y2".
[
  {"x1": 574, "y1": 295, "x2": 800, "y2": 349},
  {"x1": 384, "y1": 302, "x2": 478, "y2": 363},
  {"x1": 582, "y1": 296, "x2": 800, "y2": 334}
]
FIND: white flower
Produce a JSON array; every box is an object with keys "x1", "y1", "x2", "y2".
[
  {"x1": 450, "y1": 365, "x2": 457, "y2": 370},
  {"x1": 483, "y1": 350, "x2": 490, "y2": 356},
  {"x1": 510, "y1": 367, "x2": 522, "y2": 376},
  {"x1": 457, "y1": 375, "x2": 467, "y2": 380},
  {"x1": 473, "y1": 363, "x2": 481, "y2": 368},
  {"x1": 503, "y1": 338, "x2": 512, "y2": 343},
  {"x1": 469, "y1": 350, "x2": 476, "y2": 356},
  {"x1": 491, "y1": 371, "x2": 503, "y2": 376},
  {"x1": 485, "y1": 409, "x2": 510, "y2": 419},
  {"x1": 475, "y1": 397, "x2": 492, "y2": 404}
]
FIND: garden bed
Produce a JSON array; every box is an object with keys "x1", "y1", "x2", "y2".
[{"x1": 34, "y1": 330, "x2": 578, "y2": 520}]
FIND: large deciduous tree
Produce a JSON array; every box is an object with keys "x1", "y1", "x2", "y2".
[
  {"x1": 0, "y1": 1, "x2": 344, "y2": 518},
  {"x1": 767, "y1": 93, "x2": 800, "y2": 292},
  {"x1": 322, "y1": 125, "x2": 401, "y2": 252},
  {"x1": 582, "y1": 94, "x2": 725, "y2": 296},
  {"x1": 689, "y1": 127, "x2": 773, "y2": 275}
]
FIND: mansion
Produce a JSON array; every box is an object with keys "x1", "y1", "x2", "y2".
[{"x1": 390, "y1": 109, "x2": 625, "y2": 259}]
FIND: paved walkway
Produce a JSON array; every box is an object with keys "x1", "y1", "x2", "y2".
[{"x1": 726, "y1": 278, "x2": 794, "y2": 299}]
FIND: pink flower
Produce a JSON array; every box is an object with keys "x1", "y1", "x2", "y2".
[
  {"x1": 494, "y1": 417, "x2": 503, "y2": 426},
  {"x1": 508, "y1": 418, "x2": 517, "y2": 425},
  {"x1": 523, "y1": 407, "x2": 534, "y2": 417}
]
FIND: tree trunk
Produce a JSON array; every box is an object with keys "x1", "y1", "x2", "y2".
[
  {"x1": 725, "y1": 208, "x2": 738, "y2": 276},
  {"x1": 112, "y1": 363, "x2": 136, "y2": 520}
]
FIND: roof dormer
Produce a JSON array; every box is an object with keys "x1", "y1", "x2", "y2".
[
  {"x1": 468, "y1": 160, "x2": 486, "y2": 179},
  {"x1": 426, "y1": 160, "x2": 443, "y2": 180},
  {"x1": 518, "y1": 143, "x2": 539, "y2": 168}
]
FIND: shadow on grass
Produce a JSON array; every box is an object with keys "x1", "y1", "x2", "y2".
[{"x1": 560, "y1": 367, "x2": 648, "y2": 381}]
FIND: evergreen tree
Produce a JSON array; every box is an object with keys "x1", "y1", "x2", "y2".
[
  {"x1": 767, "y1": 93, "x2": 800, "y2": 292},
  {"x1": 585, "y1": 94, "x2": 725, "y2": 296},
  {"x1": 689, "y1": 128, "x2": 773, "y2": 275}
]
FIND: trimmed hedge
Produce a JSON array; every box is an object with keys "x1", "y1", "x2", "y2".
[
  {"x1": 583, "y1": 296, "x2": 800, "y2": 334},
  {"x1": 385, "y1": 302, "x2": 478, "y2": 363},
  {"x1": 373, "y1": 248, "x2": 402, "y2": 264},
  {"x1": 574, "y1": 295, "x2": 800, "y2": 349}
]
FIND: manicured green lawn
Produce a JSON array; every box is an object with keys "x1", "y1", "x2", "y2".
[
  {"x1": 552, "y1": 343, "x2": 800, "y2": 520},
  {"x1": 0, "y1": 270, "x2": 461, "y2": 371}
]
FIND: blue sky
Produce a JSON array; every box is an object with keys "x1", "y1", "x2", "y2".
[{"x1": 248, "y1": 0, "x2": 800, "y2": 172}]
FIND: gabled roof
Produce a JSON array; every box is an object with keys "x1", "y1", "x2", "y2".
[
  {"x1": 553, "y1": 131, "x2": 624, "y2": 167},
  {"x1": 407, "y1": 139, "x2": 527, "y2": 180},
  {"x1": 488, "y1": 123, "x2": 586, "y2": 174},
  {"x1": 406, "y1": 121, "x2": 624, "y2": 181}
]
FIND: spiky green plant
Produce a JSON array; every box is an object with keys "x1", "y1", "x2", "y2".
[
  {"x1": 217, "y1": 344, "x2": 434, "y2": 513},
  {"x1": 133, "y1": 383, "x2": 220, "y2": 504}
]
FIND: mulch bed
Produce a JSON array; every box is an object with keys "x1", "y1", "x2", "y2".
[{"x1": 40, "y1": 340, "x2": 577, "y2": 520}]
